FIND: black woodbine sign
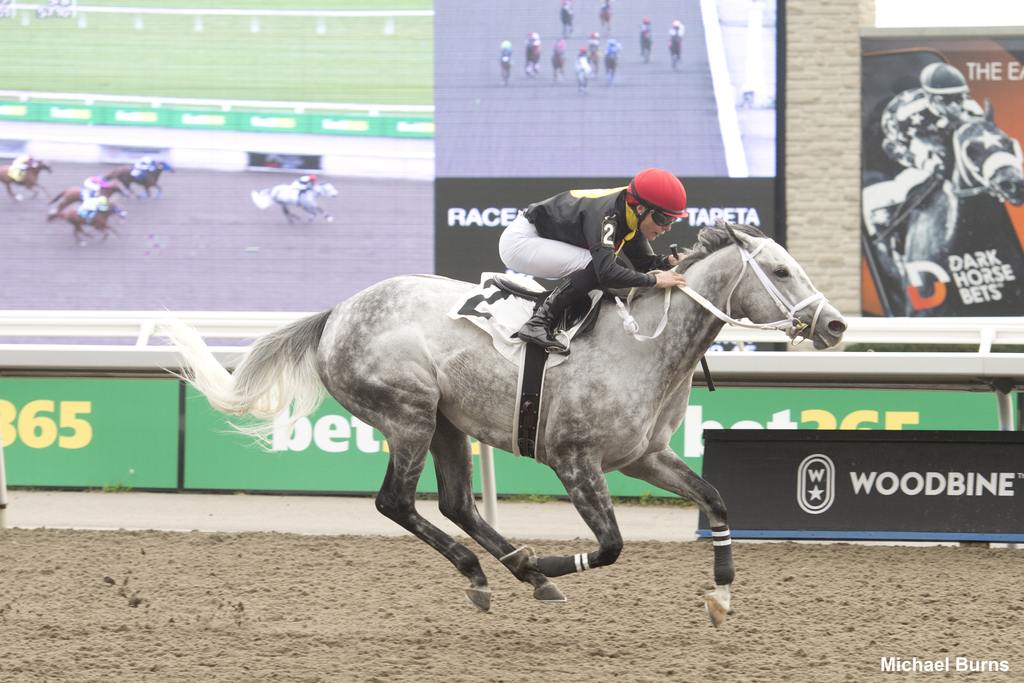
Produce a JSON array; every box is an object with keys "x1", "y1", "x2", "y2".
[{"x1": 697, "y1": 430, "x2": 1024, "y2": 542}]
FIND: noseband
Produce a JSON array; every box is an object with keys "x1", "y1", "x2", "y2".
[{"x1": 615, "y1": 239, "x2": 829, "y2": 345}]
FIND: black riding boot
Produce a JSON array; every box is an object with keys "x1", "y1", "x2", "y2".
[{"x1": 517, "y1": 278, "x2": 582, "y2": 353}]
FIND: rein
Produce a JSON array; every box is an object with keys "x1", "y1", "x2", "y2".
[{"x1": 614, "y1": 239, "x2": 828, "y2": 345}]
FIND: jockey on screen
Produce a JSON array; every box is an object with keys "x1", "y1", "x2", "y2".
[
  {"x1": 78, "y1": 194, "x2": 110, "y2": 222},
  {"x1": 81, "y1": 175, "x2": 110, "y2": 200},
  {"x1": 290, "y1": 174, "x2": 318, "y2": 200},
  {"x1": 132, "y1": 156, "x2": 159, "y2": 179},
  {"x1": 8, "y1": 153, "x2": 32, "y2": 182}
]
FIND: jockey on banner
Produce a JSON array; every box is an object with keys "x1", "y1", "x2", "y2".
[
  {"x1": 865, "y1": 62, "x2": 983, "y2": 254},
  {"x1": 498, "y1": 168, "x2": 689, "y2": 353}
]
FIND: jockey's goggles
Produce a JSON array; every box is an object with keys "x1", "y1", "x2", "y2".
[{"x1": 650, "y1": 210, "x2": 678, "y2": 227}]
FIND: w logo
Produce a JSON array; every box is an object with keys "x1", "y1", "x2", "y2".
[{"x1": 797, "y1": 454, "x2": 835, "y2": 514}]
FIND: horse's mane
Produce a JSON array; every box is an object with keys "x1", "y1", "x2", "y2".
[{"x1": 676, "y1": 220, "x2": 767, "y2": 273}]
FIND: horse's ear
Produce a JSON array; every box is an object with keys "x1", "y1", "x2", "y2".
[
  {"x1": 721, "y1": 220, "x2": 744, "y2": 246},
  {"x1": 984, "y1": 97, "x2": 993, "y2": 121}
]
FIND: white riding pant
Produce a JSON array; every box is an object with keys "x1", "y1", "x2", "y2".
[{"x1": 499, "y1": 212, "x2": 592, "y2": 279}]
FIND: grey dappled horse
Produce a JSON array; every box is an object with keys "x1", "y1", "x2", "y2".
[
  {"x1": 251, "y1": 182, "x2": 338, "y2": 224},
  {"x1": 162, "y1": 223, "x2": 846, "y2": 627}
]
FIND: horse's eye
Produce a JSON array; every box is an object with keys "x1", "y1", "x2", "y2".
[{"x1": 773, "y1": 267, "x2": 790, "y2": 278}]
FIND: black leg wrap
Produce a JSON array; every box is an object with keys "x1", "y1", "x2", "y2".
[
  {"x1": 711, "y1": 526, "x2": 735, "y2": 585},
  {"x1": 536, "y1": 553, "x2": 592, "y2": 577}
]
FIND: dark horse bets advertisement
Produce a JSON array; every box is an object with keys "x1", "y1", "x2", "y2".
[{"x1": 861, "y1": 35, "x2": 1024, "y2": 317}]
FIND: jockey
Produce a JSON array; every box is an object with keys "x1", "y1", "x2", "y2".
[
  {"x1": 131, "y1": 156, "x2": 159, "y2": 179},
  {"x1": 640, "y1": 16, "x2": 652, "y2": 47},
  {"x1": 81, "y1": 175, "x2": 109, "y2": 200},
  {"x1": 8, "y1": 153, "x2": 32, "y2": 182},
  {"x1": 553, "y1": 37, "x2": 566, "y2": 56},
  {"x1": 498, "y1": 168, "x2": 689, "y2": 353},
  {"x1": 500, "y1": 39, "x2": 513, "y2": 62},
  {"x1": 524, "y1": 32, "x2": 541, "y2": 75},
  {"x1": 588, "y1": 31, "x2": 600, "y2": 52},
  {"x1": 874, "y1": 62, "x2": 983, "y2": 240},
  {"x1": 669, "y1": 19, "x2": 685, "y2": 42},
  {"x1": 606, "y1": 37, "x2": 621, "y2": 59},
  {"x1": 290, "y1": 174, "x2": 318, "y2": 198},
  {"x1": 77, "y1": 194, "x2": 110, "y2": 222}
]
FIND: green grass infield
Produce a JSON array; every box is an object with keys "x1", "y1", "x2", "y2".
[{"x1": 0, "y1": 2, "x2": 433, "y2": 105}]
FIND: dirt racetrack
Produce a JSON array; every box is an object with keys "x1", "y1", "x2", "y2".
[{"x1": 0, "y1": 529, "x2": 1020, "y2": 682}]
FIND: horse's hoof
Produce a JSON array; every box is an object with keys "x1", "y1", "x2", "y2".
[
  {"x1": 704, "y1": 586, "x2": 732, "y2": 628},
  {"x1": 533, "y1": 581, "x2": 566, "y2": 603},
  {"x1": 464, "y1": 586, "x2": 491, "y2": 612}
]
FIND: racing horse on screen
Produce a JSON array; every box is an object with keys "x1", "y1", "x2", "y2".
[
  {"x1": 250, "y1": 181, "x2": 338, "y2": 224},
  {"x1": 0, "y1": 159, "x2": 51, "y2": 200},
  {"x1": 162, "y1": 222, "x2": 846, "y2": 627},
  {"x1": 105, "y1": 161, "x2": 174, "y2": 199}
]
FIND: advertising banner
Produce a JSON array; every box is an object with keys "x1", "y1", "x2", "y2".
[
  {"x1": 861, "y1": 35, "x2": 1024, "y2": 316},
  {"x1": 697, "y1": 430, "x2": 1024, "y2": 542},
  {"x1": 435, "y1": 177, "x2": 778, "y2": 283},
  {"x1": 184, "y1": 384, "x2": 1007, "y2": 497},
  {"x1": 0, "y1": 377, "x2": 179, "y2": 489}
]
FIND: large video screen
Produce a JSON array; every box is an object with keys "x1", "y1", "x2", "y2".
[
  {"x1": 434, "y1": 0, "x2": 781, "y2": 281},
  {"x1": 0, "y1": 0, "x2": 433, "y2": 312}
]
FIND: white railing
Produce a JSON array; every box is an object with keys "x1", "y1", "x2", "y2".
[
  {"x1": 0, "y1": 89, "x2": 434, "y2": 115},
  {"x1": 2, "y1": 311, "x2": 1022, "y2": 529}
]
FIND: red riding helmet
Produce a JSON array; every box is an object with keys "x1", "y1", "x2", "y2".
[
  {"x1": 308, "y1": 174, "x2": 318, "y2": 183},
  {"x1": 627, "y1": 168, "x2": 688, "y2": 218}
]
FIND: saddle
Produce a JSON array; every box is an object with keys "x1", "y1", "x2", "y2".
[{"x1": 491, "y1": 274, "x2": 602, "y2": 339}]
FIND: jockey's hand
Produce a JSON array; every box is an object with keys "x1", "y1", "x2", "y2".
[
  {"x1": 665, "y1": 253, "x2": 681, "y2": 267},
  {"x1": 922, "y1": 154, "x2": 944, "y2": 176},
  {"x1": 653, "y1": 270, "x2": 687, "y2": 289}
]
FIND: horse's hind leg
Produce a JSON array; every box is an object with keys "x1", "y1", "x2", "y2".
[
  {"x1": 430, "y1": 413, "x2": 565, "y2": 603},
  {"x1": 620, "y1": 450, "x2": 734, "y2": 627},
  {"x1": 374, "y1": 414, "x2": 492, "y2": 611}
]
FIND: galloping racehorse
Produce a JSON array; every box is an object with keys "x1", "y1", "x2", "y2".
[
  {"x1": 864, "y1": 101, "x2": 1024, "y2": 314},
  {"x1": 162, "y1": 222, "x2": 846, "y2": 627},
  {"x1": 0, "y1": 160, "x2": 51, "y2": 200},
  {"x1": 105, "y1": 161, "x2": 174, "y2": 198},
  {"x1": 250, "y1": 182, "x2": 338, "y2": 223},
  {"x1": 47, "y1": 202, "x2": 127, "y2": 246},
  {"x1": 47, "y1": 179, "x2": 128, "y2": 215}
]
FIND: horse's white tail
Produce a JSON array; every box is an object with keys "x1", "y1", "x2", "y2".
[
  {"x1": 250, "y1": 189, "x2": 273, "y2": 210},
  {"x1": 160, "y1": 311, "x2": 331, "y2": 442}
]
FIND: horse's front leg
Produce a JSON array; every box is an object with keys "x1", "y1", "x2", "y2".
[
  {"x1": 151, "y1": 183, "x2": 162, "y2": 199},
  {"x1": 3, "y1": 181, "x2": 21, "y2": 201},
  {"x1": 620, "y1": 449, "x2": 734, "y2": 627},
  {"x1": 535, "y1": 455, "x2": 623, "y2": 578}
]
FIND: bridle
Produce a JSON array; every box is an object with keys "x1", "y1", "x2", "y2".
[{"x1": 615, "y1": 238, "x2": 829, "y2": 345}]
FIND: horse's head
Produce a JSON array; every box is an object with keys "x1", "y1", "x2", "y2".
[
  {"x1": 32, "y1": 160, "x2": 51, "y2": 173},
  {"x1": 685, "y1": 221, "x2": 846, "y2": 349},
  {"x1": 159, "y1": 161, "x2": 175, "y2": 173},
  {"x1": 953, "y1": 102, "x2": 1024, "y2": 205},
  {"x1": 315, "y1": 182, "x2": 338, "y2": 198}
]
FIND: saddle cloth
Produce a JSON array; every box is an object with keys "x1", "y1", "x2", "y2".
[{"x1": 447, "y1": 272, "x2": 601, "y2": 370}]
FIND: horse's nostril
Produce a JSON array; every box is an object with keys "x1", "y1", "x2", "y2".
[{"x1": 828, "y1": 319, "x2": 847, "y2": 335}]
